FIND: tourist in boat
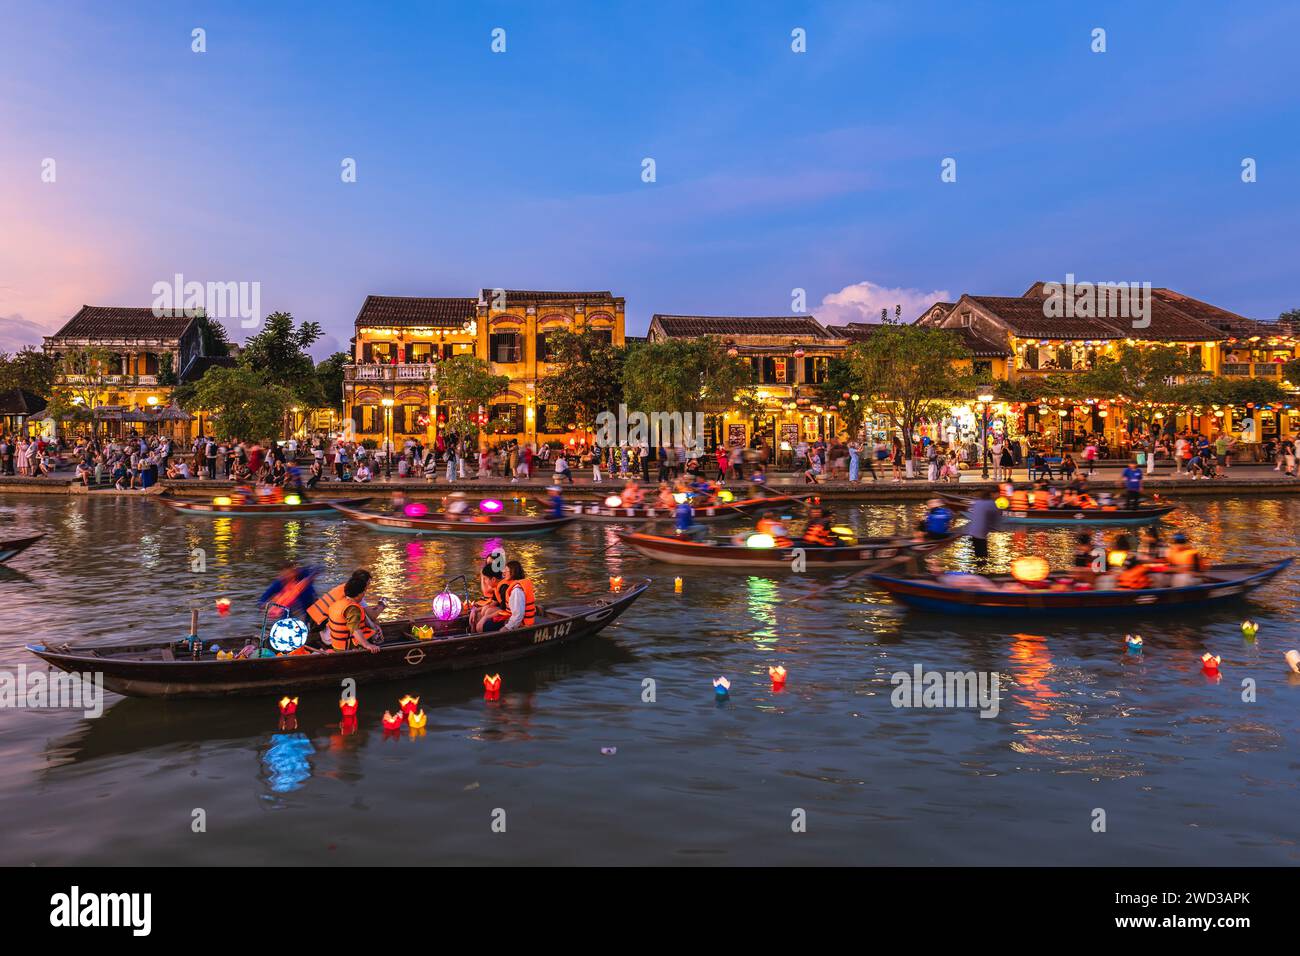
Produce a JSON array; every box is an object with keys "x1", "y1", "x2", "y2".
[
  {"x1": 1116, "y1": 553, "x2": 1152, "y2": 589},
  {"x1": 1165, "y1": 532, "x2": 1208, "y2": 586},
  {"x1": 755, "y1": 513, "x2": 793, "y2": 547},
  {"x1": 620, "y1": 480, "x2": 644, "y2": 506},
  {"x1": 802, "y1": 517, "x2": 837, "y2": 547},
  {"x1": 501, "y1": 560, "x2": 537, "y2": 630},
  {"x1": 655, "y1": 481, "x2": 676, "y2": 510},
  {"x1": 307, "y1": 569, "x2": 385, "y2": 643},
  {"x1": 324, "y1": 574, "x2": 384, "y2": 652},
  {"x1": 921, "y1": 499, "x2": 954, "y2": 539},
  {"x1": 673, "y1": 494, "x2": 695, "y2": 536},
  {"x1": 543, "y1": 485, "x2": 567, "y2": 519},
  {"x1": 470, "y1": 563, "x2": 512, "y2": 632},
  {"x1": 1071, "y1": 531, "x2": 1095, "y2": 573},
  {"x1": 259, "y1": 563, "x2": 318, "y2": 620}
]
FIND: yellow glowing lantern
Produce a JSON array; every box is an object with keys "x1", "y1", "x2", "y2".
[
  {"x1": 213, "y1": 496, "x2": 233, "y2": 507},
  {"x1": 745, "y1": 533, "x2": 776, "y2": 549},
  {"x1": 1107, "y1": 550, "x2": 1128, "y2": 568},
  {"x1": 609, "y1": 575, "x2": 623, "y2": 592},
  {"x1": 674, "y1": 577, "x2": 683, "y2": 593},
  {"x1": 407, "y1": 710, "x2": 428, "y2": 729},
  {"x1": 1010, "y1": 555, "x2": 1051, "y2": 583},
  {"x1": 411, "y1": 624, "x2": 433, "y2": 641},
  {"x1": 995, "y1": 496, "x2": 1009, "y2": 509},
  {"x1": 718, "y1": 489, "x2": 734, "y2": 503},
  {"x1": 285, "y1": 494, "x2": 302, "y2": 506}
]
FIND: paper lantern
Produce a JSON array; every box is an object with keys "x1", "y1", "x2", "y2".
[
  {"x1": 1241, "y1": 620, "x2": 1259, "y2": 640},
  {"x1": 213, "y1": 496, "x2": 233, "y2": 507},
  {"x1": 718, "y1": 489, "x2": 734, "y2": 503},
  {"x1": 407, "y1": 710, "x2": 427, "y2": 730},
  {"x1": 404, "y1": 502, "x2": 428, "y2": 518},
  {"x1": 483, "y1": 673, "x2": 502, "y2": 700},
  {"x1": 604, "y1": 495, "x2": 623, "y2": 508},
  {"x1": 713, "y1": 676, "x2": 731, "y2": 697},
  {"x1": 479, "y1": 498, "x2": 504, "y2": 514},
  {"x1": 412, "y1": 624, "x2": 434, "y2": 641},
  {"x1": 1011, "y1": 555, "x2": 1050, "y2": 583},
  {"x1": 339, "y1": 696, "x2": 358, "y2": 717},
  {"x1": 432, "y1": 591, "x2": 463, "y2": 621},
  {"x1": 382, "y1": 711, "x2": 405, "y2": 730},
  {"x1": 215, "y1": 597, "x2": 232, "y2": 616},
  {"x1": 674, "y1": 577, "x2": 683, "y2": 593},
  {"x1": 746, "y1": 533, "x2": 776, "y2": 549},
  {"x1": 1285, "y1": 650, "x2": 1300, "y2": 674},
  {"x1": 1125, "y1": 634, "x2": 1143, "y2": 654},
  {"x1": 216, "y1": 649, "x2": 236, "y2": 660},
  {"x1": 398, "y1": 694, "x2": 420, "y2": 715},
  {"x1": 278, "y1": 696, "x2": 298, "y2": 716},
  {"x1": 284, "y1": 494, "x2": 302, "y2": 506},
  {"x1": 609, "y1": 575, "x2": 623, "y2": 592},
  {"x1": 1201, "y1": 653, "x2": 1221, "y2": 675},
  {"x1": 673, "y1": 492, "x2": 688, "y2": 504},
  {"x1": 1106, "y1": 550, "x2": 1128, "y2": 569},
  {"x1": 994, "y1": 496, "x2": 1009, "y2": 509},
  {"x1": 769, "y1": 665, "x2": 787, "y2": 686},
  {"x1": 268, "y1": 617, "x2": 309, "y2": 653}
]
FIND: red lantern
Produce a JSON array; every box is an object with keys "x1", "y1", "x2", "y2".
[
  {"x1": 609, "y1": 575, "x2": 623, "y2": 592},
  {"x1": 278, "y1": 696, "x2": 298, "y2": 716},
  {"x1": 483, "y1": 673, "x2": 502, "y2": 700},
  {"x1": 215, "y1": 598, "x2": 232, "y2": 616},
  {"x1": 1201, "y1": 653, "x2": 1221, "y2": 675},
  {"x1": 339, "y1": 696, "x2": 358, "y2": 717},
  {"x1": 769, "y1": 665, "x2": 787, "y2": 687},
  {"x1": 382, "y1": 711, "x2": 405, "y2": 731},
  {"x1": 398, "y1": 694, "x2": 420, "y2": 715}
]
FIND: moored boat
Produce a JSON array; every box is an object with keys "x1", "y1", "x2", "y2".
[
  {"x1": 157, "y1": 492, "x2": 371, "y2": 517},
  {"x1": 568, "y1": 491, "x2": 810, "y2": 523},
  {"x1": 618, "y1": 530, "x2": 959, "y2": 569},
  {"x1": 0, "y1": 533, "x2": 43, "y2": 563},
  {"x1": 26, "y1": 581, "x2": 649, "y2": 698},
  {"x1": 334, "y1": 503, "x2": 577, "y2": 536},
  {"x1": 869, "y1": 559, "x2": 1291, "y2": 616},
  {"x1": 938, "y1": 492, "x2": 1174, "y2": 526}
]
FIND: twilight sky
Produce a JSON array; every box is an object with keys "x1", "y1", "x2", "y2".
[{"x1": 2, "y1": 1, "x2": 1297, "y2": 357}]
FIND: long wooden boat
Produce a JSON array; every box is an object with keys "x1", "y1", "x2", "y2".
[
  {"x1": 157, "y1": 492, "x2": 371, "y2": 517},
  {"x1": 938, "y1": 492, "x2": 1174, "y2": 526},
  {"x1": 619, "y1": 530, "x2": 959, "y2": 570},
  {"x1": 334, "y1": 503, "x2": 577, "y2": 536},
  {"x1": 567, "y1": 491, "x2": 810, "y2": 524},
  {"x1": 869, "y1": 559, "x2": 1291, "y2": 616},
  {"x1": 0, "y1": 533, "x2": 43, "y2": 563},
  {"x1": 27, "y1": 581, "x2": 649, "y2": 698}
]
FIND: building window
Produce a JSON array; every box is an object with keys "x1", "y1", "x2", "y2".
[
  {"x1": 355, "y1": 405, "x2": 381, "y2": 432},
  {"x1": 536, "y1": 331, "x2": 553, "y2": 362},
  {"x1": 408, "y1": 342, "x2": 434, "y2": 363},
  {"x1": 803, "y1": 356, "x2": 828, "y2": 384},
  {"x1": 490, "y1": 403, "x2": 525, "y2": 432},
  {"x1": 588, "y1": 329, "x2": 613, "y2": 346},
  {"x1": 490, "y1": 332, "x2": 523, "y2": 364}
]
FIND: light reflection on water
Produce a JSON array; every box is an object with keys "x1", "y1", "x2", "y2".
[{"x1": 0, "y1": 492, "x2": 1296, "y2": 865}]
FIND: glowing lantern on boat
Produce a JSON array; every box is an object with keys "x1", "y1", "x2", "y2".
[
  {"x1": 404, "y1": 502, "x2": 428, "y2": 518},
  {"x1": 213, "y1": 496, "x2": 233, "y2": 507},
  {"x1": 278, "y1": 696, "x2": 298, "y2": 716},
  {"x1": 284, "y1": 494, "x2": 302, "y2": 506},
  {"x1": 215, "y1": 597, "x2": 232, "y2": 616},
  {"x1": 381, "y1": 711, "x2": 405, "y2": 730},
  {"x1": 609, "y1": 575, "x2": 624, "y2": 592},
  {"x1": 432, "y1": 591, "x2": 463, "y2": 621},
  {"x1": 604, "y1": 495, "x2": 623, "y2": 508},
  {"x1": 483, "y1": 673, "x2": 502, "y2": 700},
  {"x1": 1106, "y1": 550, "x2": 1128, "y2": 569},
  {"x1": 398, "y1": 694, "x2": 420, "y2": 715},
  {"x1": 713, "y1": 676, "x2": 731, "y2": 697},
  {"x1": 1241, "y1": 620, "x2": 1259, "y2": 640},
  {"x1": 411, "y1": 624, "x2": 433, "y2": 641},
  {"x1": 1201, "y1": 653, "x2": 1221, "y2": 675},
  {"x1": 1125, "y1": 634, "x2": 1143, "y2": 655},
  {"x1": 339, "y1": 696, "x2": 358, "y2": 717},
  {"x1": 479, "y1": 498, "x2": 504, "y2": 514},
  {"x1": 746, "y1": 533, "x2": 776, "y2": 549},
  {"x1": 673, "y1": 492, "x2": 688, "y2": 504},
  {"x1": 769, "y1": 665, "x2": 787, "y2": 686},
  {"x1": 1011, "y1": 556, "x2": 1050, "y2": 583},
  {"x1": 268, "y1": 617, "x2": 309, "y2": 654},
  {"x1": 830, "y1": 525, "x2": 854, "y2": 539},
  {"x1": 995, "y1": 496, "x2": 1009, "y2": 509},
  {"x1": 718, "y1": 489, "x2": 734, "y2": 503},
  {"x1": 407, "y1": 710, "x2": 427, "y2": 730}
]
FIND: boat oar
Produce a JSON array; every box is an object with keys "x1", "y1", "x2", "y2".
[{"x1": 785, "y1": 553, "x2": 919, "y2": 605}]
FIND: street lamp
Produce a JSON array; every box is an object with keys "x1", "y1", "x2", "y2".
[
  {"x1": 977, "y1": 391, "x2": 994, "y2": 478},
  {"x1": 1057, "y1": 407, "x2": 1069, "y2": 458},
  {"x1": 381, "y1": 397, "x2": 395, "y2": 479}
]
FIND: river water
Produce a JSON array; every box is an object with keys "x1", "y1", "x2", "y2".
[{"x1": 0, "y1": 492, "x2": 1296, "y2": 865}]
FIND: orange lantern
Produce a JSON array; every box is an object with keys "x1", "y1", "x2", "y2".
[
  {"x1": 381, "y1": 711, "x2": 405, "y2": 730},
  {"x1": 1010, "y1": 556, "x2": 1051, "y2": 584},
  {"x1": 769, "y1": 665, "x2": 787, "y2": 686},
  {"x1": 278, "y1": 696, "x2": 298, "y2": 716},
  {"x1": 609, "y1": 575, "x2": 623, "y2": 592},
  {"x1": 215, "y1": 598, "x2": 232, "y2": 616},
  {"x1": 483, "y1": 673, "x2": 502, "y2": 700},
  {"x1": 407, "y1": 710, "x2": 427, "y2": 729},
  {"x1": 398, "y1": 694, "x2": 420, "y2": 715},
  {"x1": 339, "y1": 696, "x2": 358, "y2": 717}
]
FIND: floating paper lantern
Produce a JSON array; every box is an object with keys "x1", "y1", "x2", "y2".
[
  {"x1": 381, "y1": 711, "x2": 405, "y2": 730},
  {"x1": 1201, "y1": 653, "x2": 1221, "y2": 675},
  {"x1": 339, "y1": 696, "x2": 358, "y2": 717},
  {"x1": 609, "y1": 575, "x2": 623, "y2": 592},
  {"x1": 713, "y1": 676, "x2": 731, "y2": 697},
  {"x1": 404, "y1": 502, "x2": 428, "y2": 518},
  {"x1": 398, "y1": 694, "x2": 420, "y2": 715},
  {"x1": 284, "y1": 494, "x2": 302, "y2": 506},
  {"x1": 600, "y1": 746, "x2": 618, "y2": 756},
  {"x1": 432, "y1": 591, "x2": 463, "y2": 621},
  {"x1": 769, "y1": 665, "x2": 787, "y2": 686},
  {"x1": 1125, "y1": 634, "x2": 1143, "y2": 654},
  {"x1": 268, "y1": 617, "x2": 309, "y2": 653},
  {"x1": 213, "y1": 496, "x2": 232, "y2": 507},
  {"x1": 407, "y1": 710, "x2": 427, "y2": 730},
  {"x1": 1241, "y1": 620, "x2": 1259, "y2": 640},
  {"x1": 674, "y1": 577, "x2": 683, "y2": 593},
  {"x1": 604, "y1": 495, "x2": 623, "y2": 508},
  {"x1": 1285, "y1": 650, "x2": 1300, "y2": 674},
  {"x1": 830, "y1": 525, "x2": 854, "y2": 538},
  {"x1": 1011, "y1": 555, "x2": 1050, "y2": 583},
  {"x1": 215, "y1": 597, "x2": 232, "y2": 616},
  {"x1": 278, "y1": 696, "x2": 298, "y2": 716},
  {"x1": 995, "y1": 496, "x2": 1009, "y2": 509},
  {"x1": 483, "y1": 673, "x2": 502, "y2": 700},
  {"x1": 479, "y1": 498, "x2": 504, "y2": 514},
  {"x1": 746, "y1": 533, "x2": 776, "y2": 549},
  {"x1": 411, "y1": 624, "x2": 434, "y2": 641},
  {"x1": 216, "y1": 649, "x2": 236, "y2": 660}
]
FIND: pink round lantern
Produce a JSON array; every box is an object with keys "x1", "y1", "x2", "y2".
[
  {"x1": 479, "y1": 498, "x2": 504, "y2": 514},
  {"x1": 404, "y1": 502, "x2": 428, "y2": 518},
  {"x1": 432, "y1": 591, "x2": 463, "y2": 621}
]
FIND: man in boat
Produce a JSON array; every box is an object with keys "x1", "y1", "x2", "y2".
[
  {"x1": 259, "y1": 563, "x2": 319, "y2": 620},
  {"x1": 445, "y1": 491, "x2": 471, "y2": 519},
  {"x1": 501, "y1": 560, "x2": 537, "y2": 630},
  {"x1": 324, "y1": 574, "x2": 384, "y2": 653},
  {"x1": 1165, "y1": 531, "x2": 1208, "y2": 586},
  {"x1": 755, "y1": 512, "x2": 793, "y2": 547},
  {"x1": 921, "y1": 499, "x2": 954, "y2": 540},
  {"x1": 1120, "y1": 458, "x2": 1145, "y2": 510},
  {"x1": 307, "y1": 570, "x2": 385, "y2": 644},
  {"x1": 1116, "y1": 553, "x2": 1152, "y2": 589},
  {"x1": 673, "y1": 494, "x2": 696, "y2": 536},
  {"x1": 470, "y1": 562, "x2": 512, "y2": 632},
  {"x1": 543, "y1": 485, "x2": 567, "y2": 519},
  {"x1": 965, "y1": 489, "x2": 1002, "y2": 560}
]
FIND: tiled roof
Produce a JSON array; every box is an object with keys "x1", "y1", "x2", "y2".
[
  {"x1": 967, "y1": 296, "x2": 1123, "y2": 340},
  {"x1": 652, "y1": 314, "x2": 834, "y2": 338},
  {"x1": 1148, "y1": 289, "x2": 1276, "y2": 340},
  {"x1": 480, "y1": 290, "x2": 619, "y2": 305},
  {"x1": 49, "y1": 306, "x2": 195, "y2": 340},
  {"x1": 0, "y1": 388, "x2": 47, "y2": 416},
  {"x1": 355, "y1": 295, "x2": 477, "y2": 328},
  {"x1": 1017, "y1": 283, "x2": 1266, "y2": 342}
]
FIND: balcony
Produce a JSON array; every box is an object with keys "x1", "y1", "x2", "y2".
[
  {"x1": 1223, "y1": 363, "x2": 1283, "y2": 377},
  {"x1": 345, "y1": 363, "x2": 436, "y2": 384}
]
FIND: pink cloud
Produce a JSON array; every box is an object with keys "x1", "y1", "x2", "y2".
[{"x1": 817, "y1": 280, "x2": 953, "y2": 326}]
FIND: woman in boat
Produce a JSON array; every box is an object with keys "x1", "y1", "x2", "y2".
[
  {"x1": 1116, "y1": 553, "x2": 1152, "y2": 589},
  {"x1": 470, "y1": 563, "x2": 512, "y2": 633},
  {"x1": 755, "y1": 513, "x2": 793, "y2": 547},
  {"x1": 655, "y1": 481, "x2": 676, "y2": 510},
  {"x1": 501, "y1": 560, "x2": 537, "y2": 630},
  {"x1": 620, "y1": 480, "x2": 644, "y2": 506}
]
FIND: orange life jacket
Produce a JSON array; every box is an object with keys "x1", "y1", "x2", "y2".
[
  {"x1": 307, "y1": 583, "x2": 347, "y2": 626},
  {"x1": 1031, "y1": 493, "x2": 1048, "y2": 509},
  {"x1": 1166, "y1": 544, "x2": 1205, "y2": 571},
  {"x1": 803, "y1": 525, "x2": 834, "y2": 546},
  {"x1": 267, "y1": 574, "x2": 310, "y2": 619},
  {"x1": 1117, "y1": 564, "x2": 1151, "y2": 589},
  {"x1": 1010, "y1": 490, "x2": 1028, "y2": 509},
  {"x1": 1077, "y1": 494, "x2": 1096, "y2": 509},
  {"x1": 325, "y1": 596, "x2": 375, "y2": 651},
  {"x1": 506, "y1": 579, "x2": 537, "y2": 627}
]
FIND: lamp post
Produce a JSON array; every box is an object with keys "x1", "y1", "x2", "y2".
[
  {"x1": 1057, "y1": 407, "x2": 1069, "y2": 458},
  {"x1": 381, "y1": 397, "x2": 394, "y2": 479},
  {"x1": 977, "y1": 392, "x2": 994, "y2": 478}
]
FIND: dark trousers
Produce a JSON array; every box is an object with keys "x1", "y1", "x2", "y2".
[
  {"x1": 972, "y1": 537, "x2": 989, "y2": 559},
  {"x1": 1125, "y1": 491, "x2": 1141, "y2": 509}
]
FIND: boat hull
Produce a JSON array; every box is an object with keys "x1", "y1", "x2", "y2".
[
  {"x1": 334, "y1": 504, "x2": 577, "y2": 536},
  {"x1": 27, "y1": 583, "x2": 648, "y2": 698},
  {"x1": 0, "y1": 533, "x2": 43, "y2": 563},
  {"x1": 157, "y1": 495, "x2": 371, "y2": 517},
  {"x1": 938, "y1": 493, "x2": 1174, "y2": 526},
  {"x1": 619, "y1": 530, "x2": 959, "y2": 570},
  {"x1": 567, "y1": 492, "x2": 809, "y2": 523},
  {"x1": 869, "y1": 560, "x2": 1290, "y2": 616}
]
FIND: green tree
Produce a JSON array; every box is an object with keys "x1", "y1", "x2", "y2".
[
  {"x1": 536, "y1": 327, "x2": 626, "y2": 430},
  {"x1": 844, "y1": 321, "x2": 973, "y2": 467},
  {"x1": 622, "y1": 337, "x2": 757, "y2": 420},
  {"x1": 436, "y1": 354, "x2": 509, "y2": 434},
  {"x1": 193, "y1": 310, "x2": 233, "y2": 358},
  {"x1": 239, "y1": 312, "x2": 322, "y2": 404},
  {"x1": 314, "y1": 351, "x2": 350, "y2": 409},
  {"x1": 1075, "y1": 344, "x2": 1208, "y2": 434},
  {"x1": 0, "y1": 346, "x2": 57, "y2": 398},
  {"x1": 184, "y1": 365, "x2": 295, "y2": 440},
  {"x1": 817, "y1": 357, "x2": 868, "y2": 439},
  {"x1": 46, "y1": 345, "x2": 117, "y2": 432}
]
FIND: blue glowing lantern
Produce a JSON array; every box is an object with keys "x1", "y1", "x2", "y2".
[{"x1": 268, "y1": 617, "x2": 309, "y2": 653}]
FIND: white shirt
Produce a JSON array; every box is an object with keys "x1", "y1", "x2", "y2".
[{"x1": 505, "y1": 585, "x2": 527, "y2": 629}]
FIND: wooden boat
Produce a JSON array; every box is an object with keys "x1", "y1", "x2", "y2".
[
  {"x1": 938, "y1": 492, "x2": 1174, "y2": 526},
  {"x1": 334, "y1": 503, "x2": 577, "y2": 536},
  {"x1": 619, "y1": 530, "x2": 959, "y2": 570},
  {"x1": 869, "y1": 559, "x2": 1291, "y2": 616},
  {"x1": 0, "y1": 533, "x2": 43, "y2": 563},
  {"x1": 26, "y1": 581, "x2": 649, "y2": 698},
  {"x1": 157, "y1": 492, "x2": 371, "y2": 517},
  {"x1": 567, "y1": 491, "x2": 810, "y2": 524}
]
